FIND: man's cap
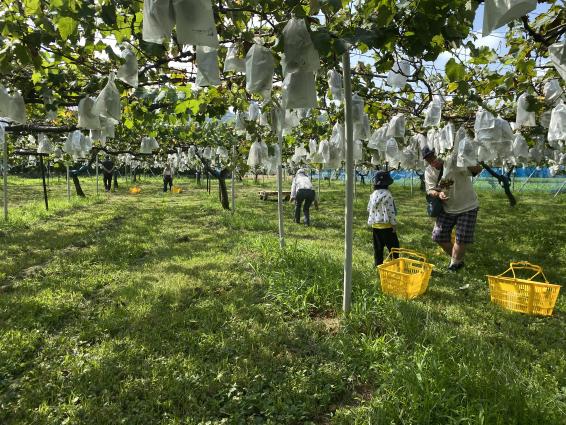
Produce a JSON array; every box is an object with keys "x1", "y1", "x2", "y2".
[
  {"x1": 297, "y1": 168, "x2": 307, "y2": 175},
  {"x1": 374, "y1": 171, "x2": 394, "y2": 187},
  {"x1": 421, "y1": 146, "x2": 435, "y2": 160}
]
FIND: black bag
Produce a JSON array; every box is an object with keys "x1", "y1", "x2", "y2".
[
  {"x1": 426, "y1": 168, "x2": 444, "y2": 218},
  {"x1": 426, "y1": 194, "x2": 443, "y2": 217}
]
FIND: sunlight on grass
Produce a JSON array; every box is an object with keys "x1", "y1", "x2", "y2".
[{"x1": 0, "y1": 176, "x2": 564, "y2": 424}]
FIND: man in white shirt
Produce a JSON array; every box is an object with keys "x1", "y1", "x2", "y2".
[
  {"x1": 423, "y1": 147, "x2": 482, "y2": 272},
  {"x1": 290, "y1": 168, "x2": 316, "y2": 226}
]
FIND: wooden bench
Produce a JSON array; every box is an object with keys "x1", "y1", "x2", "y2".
[{"x1": 259, "y1": 191, "x2": 291, "y2": 201}]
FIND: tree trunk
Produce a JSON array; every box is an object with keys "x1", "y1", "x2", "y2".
[
  {"x1": 113, "y1": 172, "x2": 118, "y2": 190},
  {"x1": 71, "y1": 174, "x2": 86, "y2": 197},
  {"x1": 218, "y1": 169, "x2": 230, "y2": 210},
  {"x1": 480, "y1": 162, "x2": 516, "y2": 206}
]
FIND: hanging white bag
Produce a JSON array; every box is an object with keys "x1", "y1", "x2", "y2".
[
  {"x1": 216, "y1": 146, "x2": 229, "y2": 159},
  {"x1": 515, "y1": 93, "x2": 536, "y2": 127},
  {"x1": 548, "y1": 102, "x2": 566, "y2": 142},
  {"x1": 117, "y1": 49, "x2": 139, "y2": 88},
  {"x1": 353, "y1": 113, "x2": 370, "y2": 140},
  {"x1": 224, "y1": 44, "x2": 246, "y2": 73},
  {"x1": 549, "y1": 42, "x2": 566, "y2": 82},
  {"x1": 0, "y1": 87, "x2": 26, "y2": 124},
  {"x1": 235, "y1": 112, "x2": 247, "y2": 134},
  {"x1": 172, "y1": 0, "x2": 219, "y2": 47},
  {"x1": 351, "y1": 93, "x2": 365, "y2": 124},
  {"x1": 544, "y1": 79, "x2": 563, "y2": 106},
  {"x1": 245, "y1": 44, "x2": 274, "y2": 98},
  {"x1": 387, "y1": 60, "x2": 410, "y2": 88},
  {"x1": 386, "y1": 114, "x2": 405, "y2": 139},
  {"x1": 247, "y1": 101, "x2": 260, "y2": 121},
  {"x1": 284, "y1": 72, "x2": 318, "y2": 109},
  {"x1": 77, "y1": 97, "x2": 101, "y2": 130},
  {"x1": 371, "y1": 151, "x2": 380, "y2": 166},
  {"x1": 318, "y1": 139, "x2": 330, "y2": 164},
  {"x1": 423, "y1": 95, "x2": 442, "y2": 127},
  {"x1": 482, "y1": 0, "x2": 537, "y2": 37},
  {"x1": 439, "y1": 122, "x2": 455, "y2": 152},
  {"x1": 385, "y1": 138, "x2": 399, "y2": 164},
  {"x1": 512, "y1": 133, "x2": 530, "y2": 160},
  {"x1": 282, "y1": 18, "x2": 320, "y2": 74},
  {"x1": 353, "y1": 139, "x2": 363, "y2": 162},
  {"x1": 92, "y1": 73, "x2": 121, "y2": 124},
  {"x1": 327, "y1": 69, "x2": 343, "y2": 101},
  {"x1": 308, "y1": 139, "x2": 318, "y2": 157},
  {"x1": 196, "y1": 46, "x2": 220, "y2": 87},
  {"x1": 37, "y1": 134, "x2": 52, "y2": 154},
  {"x1": 456, "y1": 135, "x2": 478, "y2": 168},
  {"x1": 142, "y1": 0, "x2": 174, "y2": 44}
]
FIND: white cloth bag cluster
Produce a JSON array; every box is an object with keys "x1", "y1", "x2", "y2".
[
  {"x1": 515, "y1": 93, "x2": 536, "y2": 127},
  {"x1": 92, "y1": 73, "x2": 121, "y2": 124},
  {"x1": 548, "y1": 102, "x2": 566, "y2": 143},
  {"x1": 423, "y1": 95, "x2": 442, "y2": 127},
  {"x1": 482, "y1": 0, "x2": 537, "y2": 36},
  {"x1": 282, "y1": 18, "x2": 320, "y2": 109},
  {"x1": 387, "y1": 60, "x2": 410, "y2": 89},
  {"x1": 37, "y1": 134, "x2": 52, "y2": 154},
  {"x1": 224, "y1": 44, "x2": 246, "y2": 73},
  {"x1": 245, "y1": 44, "x2": 274, "y2": 99},
  {"x1": 196, "y1": 46, "x2": 220, "y2": 87},
  {"x1": 140, "y1": 136, "x2": 159, "y2": 154},
  {"x1": 142, "y1": 0, "x2": 218, "y2": 47},
  {"x1": 327, "y1": 70, "x2": 343, "y2": 101},
  {"x1": 117, "y1": 49, "x2": 139, "y2": 88},
  {"x1": 64, "y1": 130, "x2": 92, "y2": 158},
  {"x1": 0, "y1": 86, "x2": 26, "y2": 123}
]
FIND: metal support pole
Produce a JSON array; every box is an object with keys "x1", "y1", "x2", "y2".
[
  {"x1": 318, "y1": 167, "x2": 321, "y2": 202},
  {"x1": 3, "y1": 135, "x2": 8, "y2": 221},
  {"x1": 518, "y1": 168, "x2": 537, "y2": 193},
  {"x1": 354, "y1": 161, "x2": 357, "y2": 199},
  {"x1": 410, "y1": 170, "x2": 413, "y2": 196},
  {"x1": 95, "y1": 154, "x2": 99, "y2": 196},
  {"x1": 277, "y1": 131, "x2": 285, "y2": 249},
  {"x1": 66, "y1": 164, "x2": 71, "y2": 201},
  {"x1": 39, "y1": 155, "x2": 49, "y2": 211},
  {"x1": 554, "y1": 180, "x2": 566, "y2": 198},
  {"x1": 231, "y1": 144, "x2": 236, "y2": 215},
  {"x1": 342, "y1": 50, "x2": 354, "y2": 314}
]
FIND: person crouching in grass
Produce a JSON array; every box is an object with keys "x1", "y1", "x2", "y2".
[{"x1": 367, "y1": 171, "x2": 399, "y2": 267}]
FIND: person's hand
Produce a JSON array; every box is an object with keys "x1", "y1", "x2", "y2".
[{"x1": 439, "y1": 191, "x2": 449, "y2": 201}]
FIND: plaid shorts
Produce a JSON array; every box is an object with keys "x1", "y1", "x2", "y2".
[{"x1": 432, "y1": 207, "x2": 479, "y2": 244}]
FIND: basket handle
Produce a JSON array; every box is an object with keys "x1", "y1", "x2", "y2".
[
  {"x1": 503, "y1": 261, "x2": 549, "y2": 283},
  {"x1": 384, "y1": 248, "x2": 427, "y2": 263}
]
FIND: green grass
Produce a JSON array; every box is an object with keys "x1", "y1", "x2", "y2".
[{"x1": 0, "y1": 176, "x2": 565, "y2": 424}]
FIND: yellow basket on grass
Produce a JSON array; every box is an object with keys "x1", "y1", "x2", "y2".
[
  {"x1": 377, "y1": 248, "x2": 433, "y2": 299},
  {"x1": 487, "y1": 262, "x2": 561, "y2": 316},
  {"x1": 129, "y1": 186, "x2": 141, "y2": 194},
  {"x1": 172, "y1": 185, "x2": 183, "y2": 194}
]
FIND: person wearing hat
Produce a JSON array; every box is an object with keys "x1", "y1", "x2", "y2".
[
  {"x1": 290, "y1": 168, "x2": 316, "y2": 226},
  {"x1": 422, "y1": 146, "x2": 483, "y2": 271},
  {"x1": 367, "y1": 170, "x2": 400, "y2": 266}
]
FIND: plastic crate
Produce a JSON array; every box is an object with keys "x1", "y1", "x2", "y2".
[
  {"x1": 377, "y1": 248, "x2": 433, "y2": 299},
  {"x1": 487, "y1": 262, "x2": 561, "y2": 316}
]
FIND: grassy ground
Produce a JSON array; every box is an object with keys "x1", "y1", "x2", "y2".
[{"x1": 1, "y1": 175, "x2": 565, "y2": 424}]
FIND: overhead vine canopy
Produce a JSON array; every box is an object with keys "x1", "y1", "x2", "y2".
[{"x1": 0, "y1": 0, "x2": 564, "y2": 158}]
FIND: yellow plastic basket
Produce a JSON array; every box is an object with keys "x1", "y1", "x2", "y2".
[
  {"x1": 172, "y1": 185, "x2": 183, "y2": 194},
  {"x1": 377, "y1": 248, "x2": 433, "y2": 299},
  {"x1": 487, "y1": 262, "x2": 561, "y2": 316},
  {"x1": 129, "y1": 186, "x2": 141, "y2": 194}
]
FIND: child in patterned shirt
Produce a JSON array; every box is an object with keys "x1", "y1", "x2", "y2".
[{"x1": 367, "y1": 171, "x2": 400, "y2": 266}]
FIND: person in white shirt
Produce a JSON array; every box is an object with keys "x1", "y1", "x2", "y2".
[
  {"x1": 422, "y1": 146, "x2": 482, "y2": 272},
  {"x1": 367, "y1": 171, "x2": 399, "y2": 266},
  {"x1": 163, "y1": 164, "x2": 174, "y2": 192},
  {"x1": 290, "y1": 168, "x2": 316, "y2": 226}
]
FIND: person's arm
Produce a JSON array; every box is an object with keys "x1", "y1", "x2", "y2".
[
  {"x1": 386, "y1": 195, "x2": 397, "y2": 226},
  {"x1": 425, "y1": 168, "x2": 448, "y2": 200}
]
